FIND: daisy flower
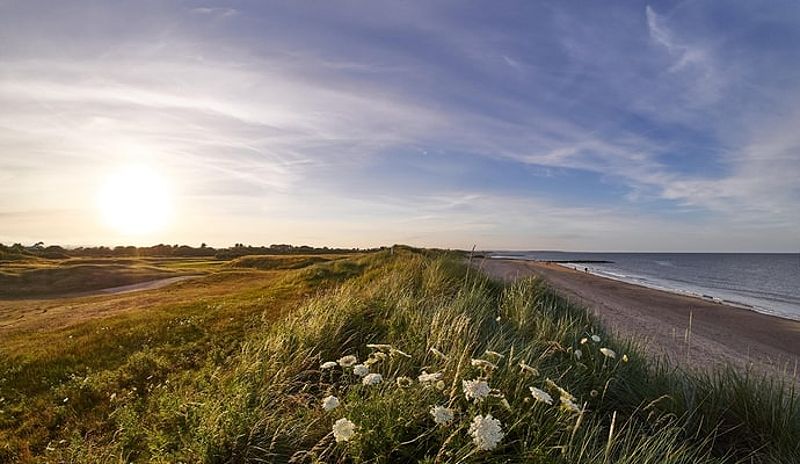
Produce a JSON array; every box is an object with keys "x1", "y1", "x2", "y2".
[
  {"x1": 338, "y1": 355, "x2": 358, "y2": 367},
  {"x1": 396, "y1": 376, "x2": 413, "y2": 388},
  {"x1": 320, "y1": 361, "x2": 337, "y2": 370}
]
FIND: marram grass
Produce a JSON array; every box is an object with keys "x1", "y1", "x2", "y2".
[{"x1": 6, "y1": 248, "x2": 799, "y2": 463}]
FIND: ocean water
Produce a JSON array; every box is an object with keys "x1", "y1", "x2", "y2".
[{"x1": 488, "y1": 252, "x2": 800, "y2": 321}]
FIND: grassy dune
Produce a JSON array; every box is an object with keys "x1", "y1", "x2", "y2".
[
  {"x1": 0, "y1": 258, "x2": 204, "y2": 298},
  {"x1": 1, "y1": 249, "x2": 798, "y2": 462}
]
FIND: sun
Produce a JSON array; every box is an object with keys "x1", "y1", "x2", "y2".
[{"x1": 97, "y1": 165, "x2": 172, "y2": 235}]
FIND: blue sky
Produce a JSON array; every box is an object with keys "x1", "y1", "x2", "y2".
[{"x1": 1, "y1": 1, "x2": 798, "y2": 251}]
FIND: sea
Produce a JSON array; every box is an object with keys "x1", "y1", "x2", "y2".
[{"x1": 488, "y1": 252, "x2": 800, "y2": 321}]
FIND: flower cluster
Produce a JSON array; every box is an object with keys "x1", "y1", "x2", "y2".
[
  {"x1": 322, "y1": 395, "x2": 340, "y2": 411},
  {"x1": 333, "y1": 418, "x2": 356, "y2": 442},
  {"x1": 462, "y1": 379, "x2": 491, "y2": 402},
  {"x1": 575, "y1": 332, "x2": 627, "y2": 366},
  {"x1": 468, "y1": 414, "x2": 505, "y2": 450},
  {"x1": 430, "y1": 405, "x2": 454, "y2": 425},
  {"x1": 316, "y1": 341, "x2": 602, "y2": 453}
]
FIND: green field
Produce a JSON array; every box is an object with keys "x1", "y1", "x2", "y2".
[{"x1": 0, "y1": 249, "x2": 798, "y2": 463}]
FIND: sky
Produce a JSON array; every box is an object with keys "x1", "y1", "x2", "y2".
[{"x1": 1, "y1": 1, "x2": 799, "y2": 251}]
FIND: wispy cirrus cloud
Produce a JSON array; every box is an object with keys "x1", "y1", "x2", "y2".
[{"x1": 0, "y1": 1, "x2": 798, "y2": 250}]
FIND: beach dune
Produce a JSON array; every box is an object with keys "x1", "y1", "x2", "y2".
[{"x1": 481, "y1": 258, "x2": 800, "y2": 382}]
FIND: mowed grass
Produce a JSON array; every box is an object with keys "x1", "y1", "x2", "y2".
[
  {"x1": 0, "y1": 257, "x2": 215, "y2": 298},
  {"x1": 2, "y1": 249, "x2": 799, "y2": 463}
]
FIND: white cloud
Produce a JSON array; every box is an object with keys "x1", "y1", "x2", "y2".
[
  {"x1": 645, "y1": 5, "x2": 720, "y2": 101},
  {"x1": 0, "y1": 1, "x2": 797, "y2": 250}
]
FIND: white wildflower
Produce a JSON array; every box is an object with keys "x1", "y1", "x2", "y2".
[
  {"x1": 574, "y1": 349, "x2": 583, "y2": 360},
  {"x1": 462, "y1": 379, "x2": 491, "y2": 402},
  {"x1": 338, "y1": 355, "x2": 357, "y2": 367},
  {"x1": 418, "y1": 371, "x2": 443, "y2": 384},
  {"x1": 580, "y1": 337, "x2": 589, "y2": 345},
  {"x1": 471, "y1": 359, "x2": 497, "y2": 370},
  {"x1": 485, "y1": 350, "x2": 504, "y2": 359},
  {"x1": 429, "y1": 347, "x2": 448, "y2": 360},
  {"x1": 396, "y1": 376, "x2": 413, "y2": 388},
  {"x1": 560, "y1": 396, "x2": 581, "y2": 414},
  {"x1": 599, "y1": 348, "x2": 616, "y2": 359},
  {"x1": 591, "y1": 335, "x2": 601, "y2": 343},
  {"x1": 332, "y1": 418, "x2": 357, "y2": 442},
  {"x1": 519, "y1": 361, "x2": 539, "y2": 376},
  {"x1": 362, "y1": 373, "x2": 383, "y2": 386},
  {"x1": 622, "y1": 354, "x2": 629, "y2": 363},
  {"x1": 352, "y1": 364, "x2": 369, "y2": 377},
  {"x1": 468, "y1": 414, "x2": 504, "y2": 450},
  {"x1": 322, "y1": 395, "x2": 340, "y2": 411},
  {"x1": 320, "y1": 361, "x2": 337, "y2": 370},
  {"x1": 529, "y1": 387, "x2": 554, "y2": 405},
  {"x1": 429, "y1": 405, "x2": 454, "y2": 425}
]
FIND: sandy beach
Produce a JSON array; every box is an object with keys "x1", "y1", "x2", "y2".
[{"x1": 480, "y1": 258, "x2": 800, "y2": 382}]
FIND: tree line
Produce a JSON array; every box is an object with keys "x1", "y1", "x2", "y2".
[{"x1": 0, "y1": 242, "x2": 380, "y2": 260}]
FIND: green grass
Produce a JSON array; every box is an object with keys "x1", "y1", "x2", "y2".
[
  {"x1": 226, "y1": 254, "x2": 348, "y2": 271},
  {"x1": 1, "y1": 249, "x2": 798, "y2": 463},
  {"x1": 0, "y1": 256, "x2": 215, "y2": 298}
]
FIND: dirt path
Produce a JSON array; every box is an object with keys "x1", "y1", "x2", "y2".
[
  {"x1": 479, "y1": 258, "x2": 800, "y2": 382},
  {"x1": 76, "y1": 275, "x2": 201, "y2": 297},
  {"x1": 0, "y1": 275, "x2": 202, "y2": 335}
]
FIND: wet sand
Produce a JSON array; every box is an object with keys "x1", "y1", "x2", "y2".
[{"x1": 480, "y1": 258, "x2": 800, "y2": 381}]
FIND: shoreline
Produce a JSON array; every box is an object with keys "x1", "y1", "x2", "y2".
[
  {"x1": 549, "y1": 262, "x2": 783, "y2": 319},
  {"x1": 480, "y1": 257, "x2": 800, "y2": 382}
]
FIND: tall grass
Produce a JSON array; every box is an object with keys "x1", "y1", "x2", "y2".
[{"x1": 7, "y1": 249, "x2": 799, "y2": 463}]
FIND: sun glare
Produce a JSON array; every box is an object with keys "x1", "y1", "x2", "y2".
[{"x1": 97, "y1": 165, "x2": 172, "y2": 235}]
